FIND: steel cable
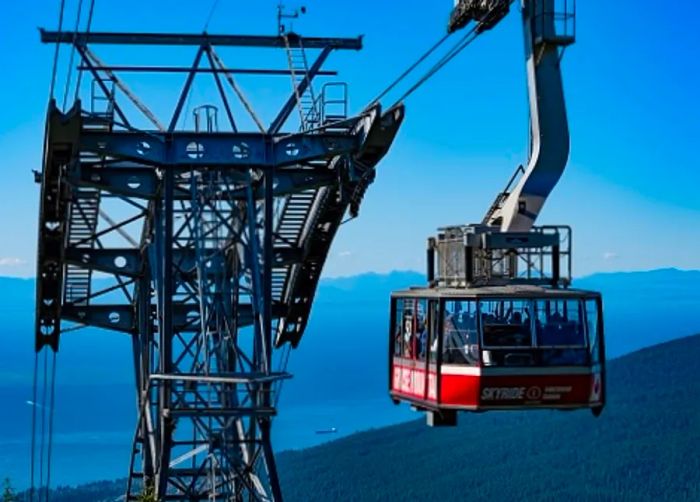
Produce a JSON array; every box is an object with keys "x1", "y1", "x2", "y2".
[
  {"x1": 370, "y1": 0, "x2": 515, "y2": 109},
  {"x1": 45, "y1": 353, "x2": 58, "y2": 501},
  {"x1": 62, "y1": 0, "x2": 85, "y2": 109},
  {"x1": 203, "y1": 0, "x2": 222, "y2": 31},
  {"x1": 390, "y1": 23, "x2": 480, "y2": 107},
  {"x1": 29, "y1": 353, "x2": 39, "y2": 501},
  {"x1": 73, "y1": 0, "x2": 97, "y2": 103},
  {"x1": 48, "y1": 0, "x2": 67, "y2": 102},
  {"x1": 38, "y1": 350, "x2": 48, "y2": 499},
  {"x1": 368, "y1": 31, "x2": 453, "y2": 107}
]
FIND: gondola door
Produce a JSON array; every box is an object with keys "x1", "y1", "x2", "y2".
[
  {"x1": 415, "y1": 299, "x2": 436, "y2": 403},
  {"x1": 426, "y1": 300, "x2": 439, "y2": 402},
  {"x1": 393, "y1": 298, "x2": 429, "y2": 401}
]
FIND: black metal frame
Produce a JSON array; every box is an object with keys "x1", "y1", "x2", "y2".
[
  {"x1": 432, "y1": 224, "x2": 572, "y2": 289},
  {"x1": 36, "y1": 28, "x2": 403, "y2": 501},
  {"x1": 40, "y1": 30, "x2": 364, "y2": 50},
  {"x1": 533, "y1": 0, "x2": 576, "y2": 47}
]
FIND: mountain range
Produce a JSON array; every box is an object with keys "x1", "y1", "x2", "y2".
[
  {"x1": 1, "y1": 268, "x2": 700, "y2": 488},
  {"x1": 277, "y1": 333, "x2": 700, "y2": 501},
  {"x1": 18, "y1": 332, "x2": 700, "y2": 501}
]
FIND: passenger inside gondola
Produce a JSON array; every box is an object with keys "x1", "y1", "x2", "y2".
[
  {"x1": 443, "y1": 301, "x2": 479, "y2": 365},
  {"x1": 403, "y1": 314, "x2": 414, "y2": 358},
  {"x1": 417, "y1": 317, "x2": 428, "y2": 360},
  {"x1": 536, "y1": 300, "x2": 587, "y2": 365},
  {"x1": 481, "y1": 300, "x2": 532, "y2": 348},
  {"x1": 394, "y1": 299, "x2": 430, "y2": 360}
]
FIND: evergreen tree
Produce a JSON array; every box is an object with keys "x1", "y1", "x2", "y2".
[
  {"x1": 137, "y1": 482, "x2": 156, "y2": 502},
  {"x1": 2, "y1": 478, "x2": 18, "y2": 502}
]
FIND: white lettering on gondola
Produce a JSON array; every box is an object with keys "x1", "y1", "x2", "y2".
[
  {"x1": 526, "y1": 386, "x2": 543, "y2": 400},
  {"x1": 542, "y1": 385, "x2": 573, "y2": 400},
  {"x1": 428, "y1": 373, "x2": 437, "y2": 400},
  {"x1": 481, "y1": 384, "x2": 575, "y2": 402},
  {"x1": 481, "y1": 387, "x2": 526, "y2": 400},
  {"x1": 393, "y1": 365, "x2": 435, "y2": 399}
]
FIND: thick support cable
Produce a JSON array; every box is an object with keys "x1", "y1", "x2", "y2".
[
  {"x1": 62, "y1": 0, "x2": 84, "y2": 110},
  {"x1": 391, "y1": 24, "x2": 480, "y2": 107},
  {"x1": 29, "y1": 353, "x2": 39, "y2": 501},
  {"x1": 27, "y1": 350, "x2": 58, "y2": 502},
  {"x1": 203, "y1": 0, "x2": 222, "y2": 31},
  {"x1": 368, "y1": 32, "x2": 452, "y2": 106},
  {"x1": 370, "y1": 1, "x2": 513, "y2": 109},
  {"x1": 74, "y1": 0, "x2": 96, "y2": 103},
  {"x1": 38, "y1": 350, "x2": 48, "y2": 499},
  {"x1": 48, "y1": 0, "x2": 67, "y2": 102},
  {"x1": 45, "y1": 353, "x2": 58, "y2": 501}
]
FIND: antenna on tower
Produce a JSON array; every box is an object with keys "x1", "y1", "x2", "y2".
[{"x1": 277, "y1": 3, "x2": 307, "y2": 35}]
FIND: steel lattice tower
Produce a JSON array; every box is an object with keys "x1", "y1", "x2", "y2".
[{"x1": 35, "y1": 29, "x2": 403, "y2": 500}]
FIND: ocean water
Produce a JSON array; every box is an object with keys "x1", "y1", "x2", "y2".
[
  {"x1": 0, "y1": 394, "x2": 415, "y2": 490},
  {"x1": 4, "y1": 268, "x2": 699, "y2": 490},
  {"x1": 275, "y1": 397, "x2": 415, "y2": 452}
]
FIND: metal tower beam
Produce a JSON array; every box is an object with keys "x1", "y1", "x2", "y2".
[
  {"x1": 40, "y1": 29, "x2": 364, "y2": 50},
  {"x1": 76, "y1": 65, "x2": 338, "y2": 76}
]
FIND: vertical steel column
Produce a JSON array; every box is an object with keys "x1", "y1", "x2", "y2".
[
  {"x1": 128, "y1": 271, "x2": 155, "y2": 495},
  {"x1": 263, "y1": 164, "x2": 283, "y2": 501},
  {"x1": 426, "y1": 238, "x2": 435, "y2": 286},
  {"x1": 465, "y1": 246, "x2": 475, "y2": 286},
  {"x1": 157, "y1": 167, "x2": 175, "y2": 497},
  {"x1": 552, "y1": 244, "x2": 561, "y2": 288}
]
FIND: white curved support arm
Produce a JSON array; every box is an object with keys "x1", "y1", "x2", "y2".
[{"x1": 490, "y1": 0, "x2": 571, "y2": 232}]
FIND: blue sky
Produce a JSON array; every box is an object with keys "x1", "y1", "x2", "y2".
[{"x1": 0, "y1": 0, "x2": 698, "y2": 278}]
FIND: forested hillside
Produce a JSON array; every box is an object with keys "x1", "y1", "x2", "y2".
[
  {"x1": 22, "y1": 334, "x2": 700, "y2": 501},
  {"x1": 276, "y1": 334, "x2": 700, "y2": 501}
]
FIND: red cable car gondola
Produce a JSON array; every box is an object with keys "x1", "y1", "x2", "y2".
[{"x1": 389, "y1": 285, "x2": 605, "y2": 426}]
